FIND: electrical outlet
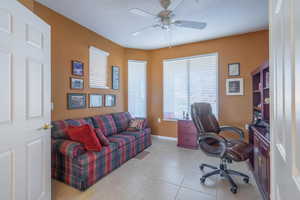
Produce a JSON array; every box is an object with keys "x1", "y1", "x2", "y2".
[
  {"x1": 245, "y1": 124, "x2": 249, "y2": 130},
  {"x1": 158, "y1": 118, "x2": 161, "y2": 123}
]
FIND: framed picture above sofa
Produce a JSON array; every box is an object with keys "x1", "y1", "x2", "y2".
[
  {"x1": 67, "y1": 93, "x2": 87, "y2": 109},
  {"x1": 105, "y1": 94, "x2": 116, "y2": 107},
  {"x1": 72, "y1": 60, "x2": 84, "y2": 76},
  {"x1": 89, "y1": 94, "x2": 103, "y2": 108},
  {"x1": 112, "y1": 66, "x2": 120, "y2": 90},
  {"x1": 70, "y1": 78, "x2": 84, "y2": 90}
]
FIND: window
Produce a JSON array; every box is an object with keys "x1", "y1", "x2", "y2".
[
  {"x1": 163, "y1": 53, "x2": 218, "y2": 120},
  {"x1": 89, "y1": 46, "x2": 109, "y2": 89},
  {"x1": 128, "y1": 60, "x2": 147, "y2": 118}
]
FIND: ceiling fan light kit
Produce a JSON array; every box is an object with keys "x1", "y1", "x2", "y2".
[{"x1": 129, "y1": 0, "x2": 206, "y2": 46}]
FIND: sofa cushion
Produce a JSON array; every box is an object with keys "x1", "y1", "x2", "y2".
[
  {"x1": 111, "y1": 112, "x2": 132, "y2": 132},
  {"x1": 120, "y1": 128, "x2": 151, "y2": 139},
  {"x1": 65, "y1": 118, "x2": 95, "y2": 128},
  {"x1": 94, "y1": 128, "x2": 110, "y2": 146},
  {"x1": 52, "y1": 139, "x2": 85, "y2": 158},
  {"x1": 67, "y1": 125, "x2": 102, "y2": 152},
  {"x1": 92, "y1": 115, "x2": 117, "y2": 136},
  {"x1": 75, "y1": 143, "x2": 118, "y2": 166},
  {"x1": 108, "y1": 134, "x2": 136, "y2": 148},
  {"x1": 51, "y1": 117, "x2": 95, "y2": 139},
  {"x1": 52, "y1": 120, "x2": 69, "y2": 139},
  {"x1": 127, "y1": 118, "x2": 147, "y2": 131}
]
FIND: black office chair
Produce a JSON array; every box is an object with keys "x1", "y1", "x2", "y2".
[{"x1": 191, "y1": 103, "x2": 252, "y2": 194}]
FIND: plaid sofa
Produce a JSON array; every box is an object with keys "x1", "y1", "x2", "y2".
[{"x1": 51, "y1": 112, "x2": 152, "y2": 191}]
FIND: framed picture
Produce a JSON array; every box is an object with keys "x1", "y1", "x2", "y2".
[
  {"x1": 67, "y1": 93, "x2": 87, "y2": 109},
  {"x1": 226, "y1": 78, "x2": 244, "y2": 96},
  {"x1": 89, "y1": 94, "x2": 103, "y2": 108},
  {"x1": 112, "y1": 66, "x2": 120, "y2": 90},
  {"x1": 105, "y1": 94, "x2": 116, "y2": 107},
  {"x1": 228, "y1": 63, "x2": 240, "y2": 76},
  {"x1": 70, "y1": 78, "x2": 84, "y2": 90},
  {"x1": 72, "y1": 60, "x2": 84, "y2": 76}
]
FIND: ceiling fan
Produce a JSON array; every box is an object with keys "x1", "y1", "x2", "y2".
[{"x1": 129, "y1": 0, "x2": 206, "y2": 37}]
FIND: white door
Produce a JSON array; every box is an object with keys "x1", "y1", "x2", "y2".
[
  {"x1": 128, "y1": 60, "x2": 147, "y2": 118},
  {"x1": 270, "y1": 0, "x2": 300, "y2": 199},
  {"x1": 0, "y1": 1, "x2": 51, "y2": 200}
]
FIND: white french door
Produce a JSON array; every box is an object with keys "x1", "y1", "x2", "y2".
[
  {"x1": 128, "y1": 60, "x2": 147, "y2": 118},
  {"x1": 270, "y1": 0, "x2": 300, "y2": 199},
  {"x1": 0, "y1": 1, "x2": 51, "y2": 200}
]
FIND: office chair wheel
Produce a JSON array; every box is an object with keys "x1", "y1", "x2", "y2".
[
  {"x1": 230, "y1": 186, "x2": 238, "y2": 194},
  {"x1": 243, "y1": 177, "x2": 249, "y2": 184},
  {"x1": 200, "y1": 177, "x2": 206, "y2": 184}
]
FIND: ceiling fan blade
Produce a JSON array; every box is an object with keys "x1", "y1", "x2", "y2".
[
  {"x1": 170, "y1": 0, "x2": 185, "y2": 11},
  {"x1": 132, "y1": 24, "x2": 160, "y2": 36},
  {"x1": 129, "y1": 8, "x2": 155, "y2": 18},
  {"x1": 174, "y1": 20, "x2": 207, "y2": 30},
  {"x1": 160, "y1": 0, "x2": 171, "y2": 10}
]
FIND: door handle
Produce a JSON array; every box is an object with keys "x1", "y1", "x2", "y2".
[{"x1": 39, "y1": 123, "x2": 52, "y2": 130}]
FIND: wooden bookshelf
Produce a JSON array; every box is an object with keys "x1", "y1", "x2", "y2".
[
  {"x1": 251, "y1": 61, "x2": 270, "y2": 123},
  {"x1": 249, "y1": 60, "x2": 270, "y2": 200}
]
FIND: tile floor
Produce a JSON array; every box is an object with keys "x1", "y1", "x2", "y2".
[{"x1": 52, "y1": 137, "x2": 262, "y2": 200}]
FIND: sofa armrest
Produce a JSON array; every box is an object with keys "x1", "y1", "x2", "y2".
[{"x1": 52, "y1": 139, "x2": 86, "y2": 158}]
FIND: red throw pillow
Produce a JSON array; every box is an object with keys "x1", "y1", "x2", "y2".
[
  {"x1": 67, "y1": 124, "x2": 102, "y2": 152},
  {"x1": 94, "y1": 128, "x2": 110, "y2": 146}
]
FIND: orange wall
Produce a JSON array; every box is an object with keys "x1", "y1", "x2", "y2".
[
  {"x1": 147, "y1": 31, "x2": 269, "y2": 139},
  {"x1": 34, "y1": 3, "x2": 126, "y2": 120},
  {"x1": 18, "y1": 0, "x2": 34, "y2": 10},
  {"x1": 33, "y1": 3, "x2": 268, "y2": 139}
]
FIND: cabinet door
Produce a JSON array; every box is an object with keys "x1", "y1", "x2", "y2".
[
  {"x1": 253, "y1": 134, "x2": 260, "y2": 178},
  {"x1": 260, "y1": 141, "x2": 270, "y2": 199},
  {"x1": 248, "y1": 128, "x2": 254, "y2": 169}
]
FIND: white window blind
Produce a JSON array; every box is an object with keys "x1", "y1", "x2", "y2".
[
  {"x1": 163, "y1": 53, "x2": 218, "y2": 120},
  {"x1": 89, "y1": 46, "x2": 109, "y2": 89},
  {"x1": 128, "y1": 60, "x2": 147, "y2": 118}
]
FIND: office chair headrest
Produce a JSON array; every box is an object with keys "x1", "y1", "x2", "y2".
[{"x1": 192, "y1": 103, "x2": 213, "y2": 116}]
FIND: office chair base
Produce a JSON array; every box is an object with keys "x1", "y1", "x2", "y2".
[{"x1": 199, "y1": 163, "x2": 250, "y2": 194}]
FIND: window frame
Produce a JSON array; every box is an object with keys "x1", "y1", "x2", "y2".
[{"x1": 162, "y1": 52, "x2": 219, "y2": 121}]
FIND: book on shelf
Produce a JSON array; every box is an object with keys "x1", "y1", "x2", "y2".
[{"x1": 265, "y1": 72, "x2": 269, "y2": 88}]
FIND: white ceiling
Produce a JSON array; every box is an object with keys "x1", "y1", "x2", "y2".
[{"x1": 35, "y1": 0, "x2": 268, "y2": 50}]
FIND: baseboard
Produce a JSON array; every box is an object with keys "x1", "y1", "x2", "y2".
[{"x1": 152, "y1": 135, "x2": 178, "y2": 141}]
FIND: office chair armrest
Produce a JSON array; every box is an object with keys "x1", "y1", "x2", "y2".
[
  {"x1": 198, "y1": 133, "x2": 227, "y2": 158},
  {"x1": 220, "y1": 126, "x2": 244, "y2": 140}
]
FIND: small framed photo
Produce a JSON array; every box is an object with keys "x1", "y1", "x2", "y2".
[
  {"x1": 70, "y1": 78, "x2": 84, "y2": 90},
  {"x1": 228, "y1": 63, "x2": 240, "y2": 76},
  {"x1": 105, "y1": 94, "x2": 116, "y2": 107},
  {"x1": 112, "y1": 66, "x2": 120, "y2": 90},
  {"x1": 226, "y1": 78, "x2": 244, "y2": 96},
  {"x1": 89, "y1": 94, "x2": 103, "y2": 108},
  {"x1": 67, "y1": 93, "x2": 87, "y2": 109},
  {"x1": 72, "y1": 60, "x2": 84, "y2": 76}
]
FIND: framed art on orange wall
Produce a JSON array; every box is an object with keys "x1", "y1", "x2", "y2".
[{"x1": 226, "y1": 78, "x2": 244, "y2": 96}]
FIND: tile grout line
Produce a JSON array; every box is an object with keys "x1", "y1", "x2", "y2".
[{"x1": 174, "y1": 177, "x2": 185, "y2": 200}]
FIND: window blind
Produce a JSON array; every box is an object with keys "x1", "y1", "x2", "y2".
[
  {"x1": 163, "y1": 54, "x2": 218, "y2": 120},
  {"x1": 89, "y1": 46, "x2": 109, "y2": 89},
  {"x1": 128, "y1": 60, "x2": 147, "y2": 118}
]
